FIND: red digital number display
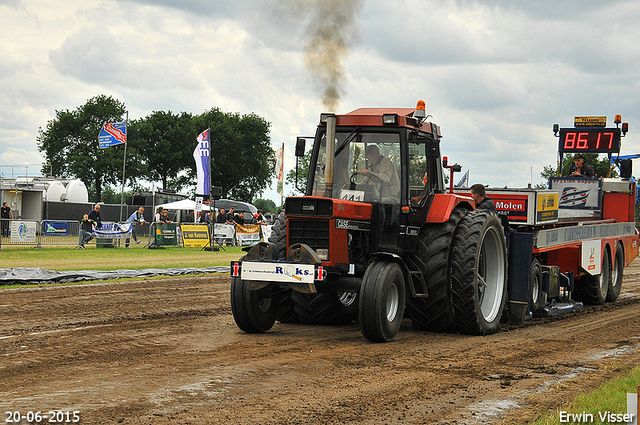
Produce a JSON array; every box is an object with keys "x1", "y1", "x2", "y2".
[{"x1": 558, "y1": 128, "x2": 621, "y2": 153}]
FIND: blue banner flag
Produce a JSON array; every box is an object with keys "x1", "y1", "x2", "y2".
[
  {"x1": 193, "y1": 129, "x2": 210, "y2": 195},
  {"x1": 455, "y1": 170, "x2": 469, "y2": 188},
  {"x1": 98, "y1": 122, "x2": 127, "y2": 148}
]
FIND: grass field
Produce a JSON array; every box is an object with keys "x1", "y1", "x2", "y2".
[{"x1": 0, "y1": 244, "x2": 244, "y2": 271}]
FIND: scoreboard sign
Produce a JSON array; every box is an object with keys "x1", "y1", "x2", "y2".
[{"x1": 558, "y1": 127, "x2": 621, "y2": 154}]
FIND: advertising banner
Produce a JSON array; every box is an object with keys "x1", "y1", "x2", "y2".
[
  {"x1": 235, "y1": 224, "x2": 261, "y2": 246},
  {"x1": 93, "y1": 222, "x2": 132, "y2": 239},
  {"x1": 181, "y1": 224, "x2": 210, "y2": 248},
  {"x1": 10, "y1": 221, "x2": 37, "y2": 243},
  {"x1": 44, "y1": 221, "x2": 70, "y2": 236}
]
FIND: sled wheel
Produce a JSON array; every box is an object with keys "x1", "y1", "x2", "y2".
[
  {"x1": 606, "y1": 243, "x2": 624, "y2": 302},
  {"x1": 574, "y1": 248, "x2": 611, "y2": 305},
  {"x1": 530, "y1": 258, "x2": 545, "y2": 311}
]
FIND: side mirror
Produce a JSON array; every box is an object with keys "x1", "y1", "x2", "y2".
[
  {"x1": 620, "y1": 159, "x2": 633, "y2": 179},
  {"x1": 295, "y1": 138, "x2": 306, "y2": 157}
]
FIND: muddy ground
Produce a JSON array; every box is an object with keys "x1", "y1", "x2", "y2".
[{"x1": 1, "y1": 260, "x2": 640, "y2": 425}]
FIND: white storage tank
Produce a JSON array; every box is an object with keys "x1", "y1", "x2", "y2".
[
  {"x1": 65, "y1": 180, "x2": 89, "y2": 203},
  {"x1": 46, "y1": 181, "x2": 66, "y2": 202}
]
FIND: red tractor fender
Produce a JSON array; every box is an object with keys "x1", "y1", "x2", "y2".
[{"x1": 425, "y1": 194, "x2": 474, "y2": 224}]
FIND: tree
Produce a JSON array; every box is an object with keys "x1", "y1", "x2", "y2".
[
  {"x1": 37, "y1": 95, "x2": 140, "y2": 202},
  {"x1": 130, "y1": 111, "x2": 195, "y2": 192},
  {"x1": 285, "y1": 150, "x2": 311, "y2": 195},
  {"x1": 254, "y1": 198, "x2": 277, "y2": 213},
  {"x1": 196, "y1": 108, "x2": 275, "y2": 202}
]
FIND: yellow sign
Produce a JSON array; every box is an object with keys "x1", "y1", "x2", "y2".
[
  {"x1": 574, "y1": 116, "x2": 606, "y2": 127},
  {"x1": 181, "y1": 224, "x2": 210, "y2": 248},
  {"x1": 536, "y1": 192, "x2": 559, "y2": 222}
]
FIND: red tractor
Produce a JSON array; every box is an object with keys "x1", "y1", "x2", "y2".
[
  {"x1": 231, "y1": 104, "x2": 638, "y2": 342},
  {"x1": 231, "y1": 101, "x2": 508, "y2": 342}
]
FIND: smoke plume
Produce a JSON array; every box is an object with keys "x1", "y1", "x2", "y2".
[{"x1": 302, "y1": 0, "x2": 363, "y2": 112}]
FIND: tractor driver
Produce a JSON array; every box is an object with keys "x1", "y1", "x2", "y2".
[{"x1": 359, "y1": 144, "x2": 400, "y2": 203}]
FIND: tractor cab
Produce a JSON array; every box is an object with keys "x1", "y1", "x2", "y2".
[{"x1": 298, "y1": 102, "x2": 446, "y2": 254}]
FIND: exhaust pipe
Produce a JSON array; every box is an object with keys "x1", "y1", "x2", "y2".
[{"x1": 324, "y1": 114, "x2": 336, "y2": 198}]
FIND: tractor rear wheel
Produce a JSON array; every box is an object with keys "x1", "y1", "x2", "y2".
[
  {"x1": 359, "y1": 260, "x2": 406, "y2": 342},
  {"x1": 407, "y1": 207, "x2": 465, "y2": 332},
  {"x1": 606, "y1": 243, "x2": 624, "y2": 302},
  {"x1": 291, "y1": 291, "x2": 356, "y2": 325},
  {"x1": 267, "y1": 211, "x2": 299, "y2": 323},
  {"x1": 574, "y1": 248, "x2": 611, "y2": 305},
  {"x1": 230, "y1": 276, "x2": 278, "y2": 333},
  {"x1": 451, "y1": 210, "x2": 507, "y2": 335}
]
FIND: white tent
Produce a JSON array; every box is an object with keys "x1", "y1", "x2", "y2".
[
  {"x1": 156, "y1": 199, "x2": 214, "y2": 223},
  {"x1": 156, "y1": 199, "x2": 211, "y2": 211}
]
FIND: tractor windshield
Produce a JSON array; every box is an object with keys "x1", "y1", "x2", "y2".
[{"x1": 311, "y1": 131, "x2": 401, "y2": 204}]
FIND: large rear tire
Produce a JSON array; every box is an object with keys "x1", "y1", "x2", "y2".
[
  {"x1": 451, "y1": 210, "x2": 508, "y2": 336},
  {"x1": 291, "y1": 292, "x2": 356, "y2": 325},
  {"x1": 606, "y1": 243, "x2": 624, "y2": 302},
  {"x1": 266, "y1": 211, "x2": 299, "y2": 323},
  {"x1": 573, "y1": 248, "x2": 611, "y2": 305},
  {"x1": 359, "y1": 261, "x2": 406, "y2": 342},
  {"x1": 268, "y1": 211, "x2": 287, "y2": 260},
  {"x1": 407, "y1": 207, "x2": 465, "y2": 332},
  {"x1": 230, "y1": 276, "x2": 278, "y2": 333}
]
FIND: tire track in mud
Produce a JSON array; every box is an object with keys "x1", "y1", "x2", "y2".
[{"x1": 1, "y1": 264, "x2": 640, "y2": 424}]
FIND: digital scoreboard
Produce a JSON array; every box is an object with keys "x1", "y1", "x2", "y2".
[{"x1": 558, "y1": 127, "x2": 621, "y2": 154}]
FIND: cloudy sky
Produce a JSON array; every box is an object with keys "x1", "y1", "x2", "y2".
[{"x1": 2, "y1": 0, "x2": 640, "y2": 204}]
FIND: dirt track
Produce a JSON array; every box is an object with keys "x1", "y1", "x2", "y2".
[{"x1": 2, "y1": 260, "x2": 640, "y2": 425}]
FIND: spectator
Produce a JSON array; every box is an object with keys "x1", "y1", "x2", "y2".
[
  {"x1": 88, "y1": 204, "x2": 103, "y2": 229},
  {"x1": 216, "y1": 208, "x2": 228, "y2": 224},
  {"x1": 470, "y1": 184, "x2": 496, "y2": 212},
  {"x1": 162, "y1": 210, "x2": 172, "y2": 223},
  {"x1": 78, "y1": 214, "x2": 95, "y2": 249},
  {"x1": 125, "y1": 206, "x2": 145, "y2": 247},
  {"x1": 226, "y1": 208, "x2": 237, "y2": 225},
  {"x1": 254, "y1": 210, "x2": 267, "y2": 225},
  {"x1": 154, "y1": 206, "x2": 164, "y2": 223},
  {"x1": 231, "y1": 208, "x2": 244, "y2": 225},
  {"x1": 1, "y1": 201, "x2": 13, "y2": 237}
]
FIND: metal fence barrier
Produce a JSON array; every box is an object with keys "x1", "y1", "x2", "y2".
[
  {"x1": 0, "y1": 219, "x2": 151, "y2": 249},
  {"x1": 0, "y1": 219, "x2": 270, "y2": 249}
]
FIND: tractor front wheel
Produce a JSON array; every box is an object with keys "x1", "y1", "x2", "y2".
[{"x1": 359, "y1": 261, "x2": 406, "y2": 342}]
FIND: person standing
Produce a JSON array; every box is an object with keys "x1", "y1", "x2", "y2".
[
  {"x1": 78, "y1": 213, "x2": 95, "y2": 248},
  {"x1": 124, "y1": 206, "x2": 145, "y2": 247},
  {"x1": 470, "y1": 184, "x2": 496, "y2": 212},
  {"x1": 1, "y1": 202, "x2": 13, "y2": 237},
  {"x1": 88, "y1": 204, "x2": 103, "y2": 230},
  {"x1": 216, "y1": 208, "x2": 228, "y2": 224}
]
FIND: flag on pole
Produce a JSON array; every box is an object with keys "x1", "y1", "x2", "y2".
[
  {"x1": 455, "y1": 170, "x2": 470, "y2": 188},
  {"x1": 98, "y1": 122, "x2": 127, "y2": 148},
  {"x1": 193, "y1": 129, "x2": 210, "y2": 195},
  {"x1": 276, "y1": 144, "x2": 284, "y2": 195}
]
